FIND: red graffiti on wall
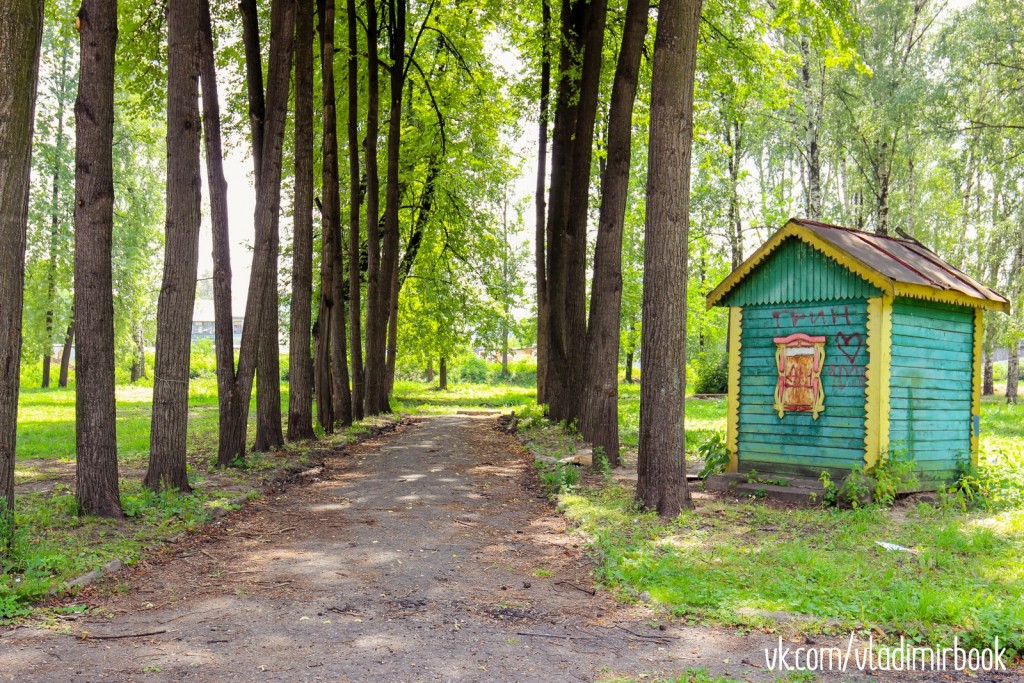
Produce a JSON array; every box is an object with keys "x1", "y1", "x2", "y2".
[{"x1": 772, "y1": 305, "x2": 852, "y2": 328}]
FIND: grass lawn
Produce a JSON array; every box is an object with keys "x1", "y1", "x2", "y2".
[
  {"x1": 516, "y1": 388, "x2": 1024, "y2": 658},
  {"x1": 2, "y1": 376, "x2": 383, "y2": 618}
]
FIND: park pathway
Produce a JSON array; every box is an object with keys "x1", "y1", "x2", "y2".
[{"x1": 0, "y1": 415, "x2": 967, "y2": 682}]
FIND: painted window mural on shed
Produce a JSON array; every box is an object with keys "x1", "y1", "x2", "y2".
[{"x1": 773, "y1": 333, "x2": 825, "y2": 418}]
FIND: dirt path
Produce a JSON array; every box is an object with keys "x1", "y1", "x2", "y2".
[{"x1": 0, "y1": 416, "x2": 1016, "y2": 682}]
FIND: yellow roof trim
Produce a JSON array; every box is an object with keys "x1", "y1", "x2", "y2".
[
  {"x1": 893, "y1": 282, "x2": 1011, "y2": 313},
  {"x1": 706, "y1": 220, "x2": 893, "y2": 309},
  {"x1": 706, "y1": 220, "x2": 1010, "y2": 312}
]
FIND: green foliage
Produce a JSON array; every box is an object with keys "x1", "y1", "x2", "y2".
[
  {"x1": 557, "y1": 479, "x2": 1024, "y2": 658},
  {"x1": 691, "y1": 353, "x2": 729, "y2": 395},
  {"x1": 189, "y1": 339, "x2": 218, "y2": 379},
  {"x1": 535, "y1": 460, "x2": 580, "y2": 496},
  {"x1": 953, "y1": 447, "x2": 1024, "y2": 512},
  {"x1": 867, "y1": 449, "x2": 919, "y2": 507},
  {"x1": 696, "y1": 432, "x2": 730, "y2": 479}
]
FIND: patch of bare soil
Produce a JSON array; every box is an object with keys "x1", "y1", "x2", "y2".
[{"x1": 0, "y1": 416, "x2": 1018, "y2": 682}]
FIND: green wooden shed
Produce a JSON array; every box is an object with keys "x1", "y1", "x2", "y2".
[{"x1": 706, "y1": 218, "x2": 1010, "y2": 487}]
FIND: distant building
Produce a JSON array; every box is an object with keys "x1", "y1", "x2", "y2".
[{"x1": 192, "y1": 300, "x2": 243, "y2": 348}]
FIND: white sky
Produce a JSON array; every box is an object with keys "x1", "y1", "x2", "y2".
[{"x1": 200, "y1": 33, "x2": 541, "y2": 318}]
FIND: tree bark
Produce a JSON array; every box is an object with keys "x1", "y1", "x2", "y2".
[
  {"x1": 636, "y1": 0, "x2": 702, "y2": 517},
  {"x1": 199, "y1": 0, "x2": 243, "y2": 465},
  {"x1": 580, "y1": 0, "x2": 648, "y2": 468},
  {"x1": 535, "y1": 0, "x2": 551, "y2": 406},
  {"x1": 543, "y1": 0, "x2": 585, "y2": 421},
  {"x1": 147, "y1": 0, "x2": 204, "y2": 494},
  {"x1": 59, "y1": 316, "x2": 74, "y2": 387},
  {"x1": 560, "y1": 0, "x2": 607, "y2": 422},
  {"x1": 438, "y1": 356, "x2": 447, "y2": 390},
  {"x1": 1007, "y1": 344, "x2": 1019, "y2": 405},
  {"x1": 725, "y1": 118, "x2": 743, "y2": 269},
  {"x1": 0, "y1": 0, "x2": 44, "y2": 542},
  {"x1": 74, "y1": 0, "x2": 123, "y2": 517},
  {"x1": 130, "y1": 327, "x2": 146, "y2": 382},
  {"x1": 288, "y1": 0, "x2": 317, "y2": 441},
  {"x1": 346, "y1": 0, "x2": 365, "y2": 421},
  {"x1": 320, "y1": 0, "x2": 352, "y2": 427},
  {"x1": 362, "y1": 0, "x2": 384, "y2": 416},
  {"x1": 365, "y1": 0, "x2": 406, "y2": 416},
  {"x1": 241, "y1": 0, "x2": 285, "y2": 454},
  {"x1": 219, "y1": 0, "x2": 297, "y2": 466},
  {"x1": 983, "y1": 352, "x2": 994, "y2": 396},
  {"x1": 42, "y1": 46, "x2": 72, "y2": 390}
]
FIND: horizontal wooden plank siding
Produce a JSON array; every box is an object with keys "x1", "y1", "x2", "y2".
[
  {"x1": 887, "y1": 298, "x2": 974, "y2": 478},
  {"x1": 722, "y1": 239, "x2": 880, "y2": 307},
  {"x1": 737, "y1": 299, "x2": 869, "y2": 476}
]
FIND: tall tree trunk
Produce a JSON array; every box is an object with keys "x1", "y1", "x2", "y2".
[
  {"x1": 438, "y1": 356, "x2": 447, "y2": 390},
  {"x1": 288, "y1": 0, "x2": 317, "y2": 441},
  {"x1": 320, "y1": 0, "x2": 352, "y2": 427},
  {"x1": 365, "y1": 0, "x2": 406, "y2": 415},
  {"x1": 147, "y1": 0, "x2": 203, "y2": 493},
  {"x1": 315, "y1": 0, "x2": 346, "y2": 429},
  {"x1": 725, "y1": 118, "x2": 743, "y2": 269},
  {"x1": 636, "y1": 0, "x2": 702, "y2": 517},
  {"x1": 535, "y1": 0, "x2": 551, "y2": 406},
  {"x1": 385, "y1": 274, "x2": 399, "y2": 392},
  {"x1": 362, "y1": 0, "x2": 383, "y2": 416},
  {"x1": 983, "y1": 352, "x2": 994, "y2": 396},
  {"x1": 219, "y1": 0, "x2": 298, "y2": 466},
  {"x1": 253, "y1": 239, "x2": 284, "y2": 449},
  {"x1": 560, "y1": 0, "x2": 607, "y2": 422},
  {"x1": 242, "y1": 0, "x2": 285, "y2": 454},
  {"x1": 74, "y1": 0, "x2": 123, "y2": 517},
  {"x1": 1007, "y1": 344, "x2": 1019, "y2": 405},
  {"x1": 624, "y1": 350, "x2": 634, "y2": 383},
  {"x1": 130, "y1": 326, "x2": 146, "y2": 382},
  {"x1": 346, "y1": 0, "x2": 365, "y2": 421},
  {"x1": 0, "y1": 0, "x2": 44, "y2": 543},
  {"x1": 799, "y1": 37, "x2": 822, "y2": 219},
  {"x1": 543, "y1": 0, "x2": 585, "y2": 421},
  {"x1": 199, "y1": 0, "x2": 242, "y2": 463},
  {"x1": 59, "y1": 316, "x2": 75, "y2": 387},
  {"x1": 425, "y1": 359, "x2": 433, "y2": 382},
  {"x1": 580, "y1": 0, "x2": 648, "y2": 468},
  {"x1": 42, "y1": 46, "x2": 71, "y2": 391}
]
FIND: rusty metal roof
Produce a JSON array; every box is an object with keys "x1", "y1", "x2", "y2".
[{"x1": 707, "y1": 218, "x2": 1010, "y2": 312}]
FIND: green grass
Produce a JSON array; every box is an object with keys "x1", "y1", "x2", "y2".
[
  {"x1": 15, "y1": 379, "x2": 223, "y2": 465},
  {"x1": 513, "y1": 392, "x2": 1024, "y2": 658},
  {"x1": 392, "y1": 379, "x2": 537, "y2": 414},
  {"x1": 2, "y1": 367, "x2": 385, "y2": 618}
]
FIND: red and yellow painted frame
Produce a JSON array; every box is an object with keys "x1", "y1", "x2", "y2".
[{"x1": 773, "y1": 333, "x2": 826, "y2": 419}]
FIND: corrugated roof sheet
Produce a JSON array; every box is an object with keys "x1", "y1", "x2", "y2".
[{"x1": 792, "y1": 219, "x2": 1007, "y2": 306}]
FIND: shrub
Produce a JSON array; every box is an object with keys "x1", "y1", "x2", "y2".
[
  {"x1": 692, "y1": 352, "x2": 728, "y2": 394},
  {"x1": 453, "y1": 354, "x2": 488, "y2": 383}
]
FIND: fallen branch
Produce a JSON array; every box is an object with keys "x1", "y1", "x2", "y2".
[
  {"x1": 76, "y1": 629, "x2": 167, "y2": 641},
  {"x1": 612, "y1": 624, "x2": 677, "y2": 642},
  {"x1": 515, "y1": 631, "x2": 593, "y2": 641}
]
